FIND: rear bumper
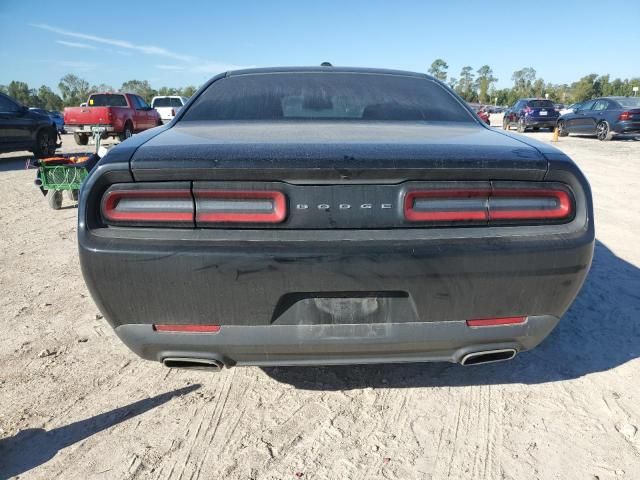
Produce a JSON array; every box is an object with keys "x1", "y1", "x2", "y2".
[
  {"x1": 66, "y1": 125, "x2": 116, "y2": 134},
  {"x1": 525, "y1": 117, "x2": 557, "y2": 127},
  {"x1": 116, "y1": 315, "x2": 560, "y2": 366},
  {"x1": 613, "y1": 121, "x2": 640, "y2": 134}
]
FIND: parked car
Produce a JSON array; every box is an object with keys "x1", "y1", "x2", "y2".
[
  {"x1": 79, "y1": 66, "x2": 594, "y2": 370},
  {"x1": 559, "y1": 102, "x2": 582, "y2": 116},
  {"x1": 476, "y1": 108, "x2": 490, "y2": 125},
  {"x1": 151, "y1": 96, "x2": 189, "y2": 123},
  {"x1": 64, "y1": 92, "x2": 162, "y2": 145},
  {"x1": 0, "y1": 92, "x2": 58, "y2": 157},
  {"x1": 29, "y1": 108, "x2": 65, "y2": 133},
  {"x1": 557, "y1": 96, "x2": 640, "y2": 141},
  {"x1": 503, "y1": 98, "x2": 559, "y2": 132}
]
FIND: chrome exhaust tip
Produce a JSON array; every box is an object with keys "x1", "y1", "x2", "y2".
[
  {"x1": 162, "y1": 357, "x2": 224, "y2": 371},
  {"x1": 460, "y1": 348, "x2": 517, "y2": 366}
]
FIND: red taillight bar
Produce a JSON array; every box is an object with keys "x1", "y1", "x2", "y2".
[
  {"x1": 404, "y1": 189, "x2": 490, "y2": 222},
  {"x1": 194, "y1": 190, "x2": 287, "y2": 224},
  {"x1": 619, "y1": 111, "x2": 631, "y2": 121},
  {"x1": 404, "y1": 187, "x2": 573, "y2": 223},
  {"x1": 466, "y1": 316, "x2": 527, "y2": 327},
  {"x1": 154, "y1": 324, "x2": 221, "y2": 333},
  {"x1": 102, "y1": 189, "x2": 194, "y2": 223},
  {"x1": 488, "y1": 188, "x2": 572, "y2": 220}
]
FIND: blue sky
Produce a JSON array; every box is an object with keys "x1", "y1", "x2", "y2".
[{"x1": 1, "y1": 0, "x2": 638, "y2": 92}]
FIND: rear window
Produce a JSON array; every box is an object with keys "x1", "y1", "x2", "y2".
[
  {"x1": 153, "y1": 97, "x2": 184, "y2": 108},
  {"x1": 617, "y1": 97, "x2": 640, "y2": 108},
  {"x1": 181, "y1": 73, "x2": 474, "y2": 122},
  {"x1": 527, "y1": 100, "x2": 555, "y2": 109},
  {"x1": 89, "y1": 94, "x2": 128, "y2": 107}
]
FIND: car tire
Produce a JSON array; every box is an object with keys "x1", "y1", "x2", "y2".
[
  {"x1": 33, "y1": 129, "x2": 56, "y2": 158},
  {"x1": 47, "y1": 190, "x2": 63, "y2": 210},
  {"x1": 74, "y1": 133, "x2": 89, "y2": 146},
  {"x1": 517, "y1": 119, "x2": 526, "y2": 133},
  {"x1": 118, "y1": 122, "x2": 133, "y2": 142},
  {"x1": 558, "y1": 120, "x2": 569, "y2": 137},
  {"x1": 596, "y1": 121, "x2": 613, "y2": 141}
]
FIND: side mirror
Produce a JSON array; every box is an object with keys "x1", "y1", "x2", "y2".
[{"x1": 19, "y1": 105, "x2": 29, "y2": 115}]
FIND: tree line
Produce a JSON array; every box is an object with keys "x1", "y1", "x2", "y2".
[
  {"x1": 0, "y1": 74, "x2": 198, "y2": 112},
  {"x1": 2, "y1": 65, "x2": 639, "y2": 112},
  {"x1": 428, "y1": 58, "x2": 638, "y2": 105}
]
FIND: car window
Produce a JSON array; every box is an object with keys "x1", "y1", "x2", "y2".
[
  {"x1": 617, "y1": 97, "x2": 640, "y2": 108},
  {"x1": 152, "y1": 98, "x2": 172, "y2": 108},
  {"x1": 181, "y1": 73, "x2": 475, "y2": 122},
  {"x1": 0, "y1": 94, "x2": 21, "y2": 113},
  {"x1": 170, "y1": 98, "x2": 183, "y2": 107},
  {"x1": 580, "y1": 100, "x2": 596, "y2": 111},
  {"x1": 136, "y1": 96, "x2": 150, "y2": 109},
  {"x1": 89, "y1": 94, "x2": 128, "y2": 107},
  {"x1": 593, "y1": 100, "x2": 609, "y2": 111},
  {"x1": 527, "y1": 100, "x2": 554, "y2": 109}
]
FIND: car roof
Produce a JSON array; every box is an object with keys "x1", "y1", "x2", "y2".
[{"x1": 225, "y1": 66, "x2": 434, "y2": 80}]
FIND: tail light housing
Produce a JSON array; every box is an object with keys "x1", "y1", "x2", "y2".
[
  {"x1": 404, "y1": 185, "x2": 573, "y2": 225},
  {"x1": 466, "y1": 316, "x2": 527, "y2": 327},
  {"x1": 101, "y1": 184, "x2": 194, "y2": 227},
  {"x1": 619, "y1": 111, "x2": 631, "y2": 121},
  {"x1": 194, "y1": 189, "x2": 287, "y2": 225},
  {"x1": 171, "y1": 108, "x2": 176, "y2": 117}
]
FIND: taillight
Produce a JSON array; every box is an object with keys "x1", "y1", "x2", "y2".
[
  {"x1": 171, "y1": 108, "x2": 175, "y2": 116},
  {"x1": 101, "y1": 186, "x2": 194, "y2": 226},
  {"x1": 154, "y1": 324, "x2": 220, "y2": 333},
  {"x1": 619, "y1": 111, "x2": 631, "y2": 121},
  {"x1": 194, "y1": 189, "x2": 287, "y2": 224},
  {"x1": 488, "y1": 188, "x2": 571, "y2": 220},
  {"x1": 404, "y1": 189, "x2": 490, "y2": 222},
  {"x1": 404, "y1": 186, "x2": 573, "y2": 224},
  {"x1": 466, "y1": 316, "x2": 527, "y2": 327}
]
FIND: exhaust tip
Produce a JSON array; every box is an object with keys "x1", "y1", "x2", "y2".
[
  {"x1": 162, "y1": 357, "x2": 224, "y2": 371},
  {"x1": 460, "y1": 348, "x2": 517, "y2": 366}
]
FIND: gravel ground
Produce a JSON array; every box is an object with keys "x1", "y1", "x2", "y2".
[{"x1": 0, "y1": 127, "x2": 639, "y2": 480}]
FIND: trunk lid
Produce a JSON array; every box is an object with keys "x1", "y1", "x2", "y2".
[{"x1": 130, "y1": 121, "x2": 548, "y2": 182}]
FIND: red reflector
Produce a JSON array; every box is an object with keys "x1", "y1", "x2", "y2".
[
  {"x1": 102, "y1": 189, "x2": 194, "y2": 223},
  {"x1": 153, "y1": 324, "x2": 221, "y2": 333},
  {"x1": 466, "y1": 316, "x2": 527, "y2": 327},
  {"x1": 195, "y1": 190, "x2": 287, "y2": 224}
]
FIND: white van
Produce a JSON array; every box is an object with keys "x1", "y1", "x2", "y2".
[{"x1": 151, "y1": 96, "x2": 189, "y2": 123}]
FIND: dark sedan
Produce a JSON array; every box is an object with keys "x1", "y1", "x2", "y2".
[
  {"x1": 79, "y1": 67, "x2": 594, "y2": 371},
  {"x1": 503, "y1": 98, "x2": 559, "y2": 132},
  {"x1": 557, "y1": 96, "x2": 640, "y2": 141}
]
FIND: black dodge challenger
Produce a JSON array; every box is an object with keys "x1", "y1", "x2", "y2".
[{"x1": 79, "y1": 67, "x2": 594, "y2": 370}]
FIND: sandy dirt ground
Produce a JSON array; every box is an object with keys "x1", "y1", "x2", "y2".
[{"x1": 0, "y1": 126, "x2": 639, "y2": 480}]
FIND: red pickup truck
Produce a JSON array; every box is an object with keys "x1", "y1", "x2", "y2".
[{"x1": 64, "y1": 92, "x2": 161, "y2": 145}]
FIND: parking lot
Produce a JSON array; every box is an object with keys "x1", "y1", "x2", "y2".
[{"x1": 0, "y1": 127, "x2": 639, "y2": 479}]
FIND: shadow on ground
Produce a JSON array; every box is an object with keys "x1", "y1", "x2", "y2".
[
  {"x1": 263, "y1": 240, "x2": 640, "y2": 389},
  {"x1": 0, "y1": 155, "x2": 33, "y2": 172},
  {"x1": 0, "y1": 384, "x2": 200, "y2": 478}
]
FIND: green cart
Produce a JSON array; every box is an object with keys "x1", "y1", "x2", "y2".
[
  {"x1": 36, "y1": 159, "x2": 90, "y2": 209},
  {"x1": 34, "y1": 127, "x2": 104, "y2": 209}
]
